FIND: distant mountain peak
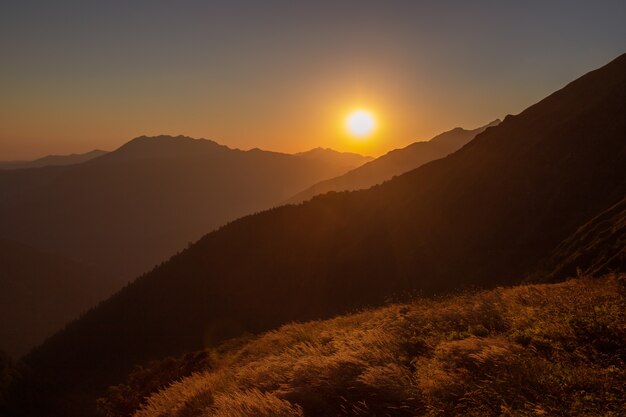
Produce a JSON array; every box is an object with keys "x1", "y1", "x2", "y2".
[
  {"x1": 294, "y1": 147, "x2": 373, "y2": 170},
  {"x1": 296, "y1": 147, "x2": 371, "y2": 158},
  {"x1": 93, "y1": 134, "x2": 231, "y2": 163},
  {"x1": 126, "y1": 134, "x2": 220, "y2": 146}
]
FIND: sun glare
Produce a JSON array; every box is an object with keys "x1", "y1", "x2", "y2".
[{"x1": 346, "y1": 110, "x2": 376, "y2": 139}]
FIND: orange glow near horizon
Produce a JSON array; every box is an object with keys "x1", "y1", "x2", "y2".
[
  {"x1": 2, "y1": 3, "x2": 624, "y2": 161},
  {"x1": 0, "y1": 58, "x2": 516, "y2": 161}
]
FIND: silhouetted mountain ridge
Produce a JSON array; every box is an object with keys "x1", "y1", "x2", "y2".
[
  {"x1": 295, "y1": 147, "x2": 373, "y2": 168},
  {"x1": 0, "y1": 135, "x2": 370, "y2": 359},
  {"x1": 0, "y1": 135, "x2": 366, "y2": 282},
  {"x1": 0, "y1": 150, "x2": 107, "y2": 170},
  {"x1": 91, "y1": 135, "x2": 229, "y2": 164},
  {"x1": 287, "y1": 119, "x2": 500, "y2": 203}
]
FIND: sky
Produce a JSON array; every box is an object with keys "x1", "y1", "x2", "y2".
[{"x1": 1, "y1": 1, "x2": 625, "y2": 160}]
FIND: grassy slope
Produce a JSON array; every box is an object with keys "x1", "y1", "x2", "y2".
[{"x1": 107, "y1": 275, "x2": 625, "y2": 417}]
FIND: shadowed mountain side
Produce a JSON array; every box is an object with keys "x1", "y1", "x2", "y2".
[
  {"x1": 0, "y1": 150, "x2": 108, "y2": 170},
  {"x1": 0, "y1": 239, "x2": 109, "y2": 358},
  {"x1": 0, "y1": 136, "x2": 368, "y2": 283},
  {"x1": 541, "y1": 196, "x2": 626, "y2": 280},
  {"x1": 287, "y1": 119, "x2": 500, "y2": 204},
  {"x1": 21, "y1": 54, "x2": 626, "y2": 416}
]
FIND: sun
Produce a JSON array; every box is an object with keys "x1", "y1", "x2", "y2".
[{"x1": 346, "y1": 110, "x2": 376, "y2": 138}]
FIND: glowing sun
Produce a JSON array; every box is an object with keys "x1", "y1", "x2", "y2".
[{"x1": 346, "y1": 110, "x2": 376, "y2": 138}]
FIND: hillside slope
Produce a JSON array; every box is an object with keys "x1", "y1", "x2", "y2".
[
  {"x1": 287, "y1": 119, "x2": 500, "y2": 204},
  {"x1": 0, "y1": 136, "x2": 366, "y2": 282},
  {"x1": 0, "y1": 150, "x2": 107, "y2": 170},
  {"x1": 0, "y1": 239, "x2": 109, "y2": 358},
  {"x1": 23, "y1": 54, "x2": 626, "y2": 416},
  {"x1": 543, "y1": 196, "x2": 626, "y2": 280},
  {"x1": 103, "y1": 275, "x2": 625, "y2": 417}
]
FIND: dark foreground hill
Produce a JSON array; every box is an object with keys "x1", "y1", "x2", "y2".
[
  {"x1": 288, "y1": 119, "x2": 500, "y2": 203},
  {"x1": 0, "y1": 137, "x2": 367, "y2": 283},
  {"x1": 20, "y1": 54, "x2": 626, "y2": 416},
  {"x1": 0, "y1": 239, "x2": 109, "y2": 358},
  {"x1": 97, "y1": 274, "x2": 626, "y2": 417},
  {"x1": 0, "y1": 150, "x2": 107, "y2": 170}
]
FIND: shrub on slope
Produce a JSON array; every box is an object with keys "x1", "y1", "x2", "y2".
[
  {"x1": 96, "y1": 350, "x2": 214, "y2": 417},
  {"x1": 104, "y1": 275, "x2": 625, "y2": 417}
]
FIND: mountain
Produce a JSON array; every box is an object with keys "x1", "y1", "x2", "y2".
[
  {"x1": 0, "y1": 136, "x2": 370, "y2": 359},
  {"x1": 0, "y1": 136, "x2": 367, "y2": 284},
  {"x1": 287, "y1": 119, "x2": 500, "y2": 203},
  {"x1": 0, "y1": 239, "x2": 109, "y2": 358},
  {"x1": 294, "y1": 147, "x2": 372, "y2": 170},
  {"x1": 0, "y1": 150, "x2": 108, "y2": 170},
  {"x1": 99, "y1": 274, "x2": 625, "y2": 417},
  {"x1": 18, "y1": 54, "x2": 626, "y2": 416}
]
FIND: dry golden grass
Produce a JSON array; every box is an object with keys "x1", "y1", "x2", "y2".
[{"x1": 130, "y1": 275, "x2": 625, "y2": 417}]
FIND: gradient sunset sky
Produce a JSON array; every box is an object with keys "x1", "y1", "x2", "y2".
[{"x1": 2, "y1": 1, "x2": 625, "y2": 159}]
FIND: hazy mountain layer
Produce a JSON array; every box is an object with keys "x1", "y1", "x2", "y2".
[
  {"x1": 0, "y1": 239, "x2": 108, "y2": 358},
  {"x1": 0, "y1": 150, "x2": 108, "y2": 170},
  {"x1": 0, "y1": 137, "x2": 367, "y2": 283},
  {"x1": 294, "y1": 147, "x2": 373, "y2": 169},
  {"x1": 287, "y1": 119, "x2": 500, "y2": 204}
]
